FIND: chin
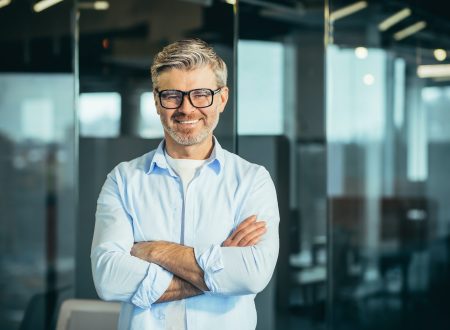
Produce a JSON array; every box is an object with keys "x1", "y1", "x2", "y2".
[{"x1": 169, "y1": 131, "x2": 211, "y2": 146}]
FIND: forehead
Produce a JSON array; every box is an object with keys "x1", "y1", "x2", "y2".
[{"x1": 156, "y1": 66, "x2": 216, "y2": 90}]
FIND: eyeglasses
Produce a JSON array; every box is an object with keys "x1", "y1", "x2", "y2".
[{"x1": 156, "y1": 88, "x2": 222, "y2": 109}]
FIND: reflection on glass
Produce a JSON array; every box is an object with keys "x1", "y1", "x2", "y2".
[
  {"x1": 0, "y1": 74, "x2": 75, "y2": 330},
  {"x1": 238, "y1": 40, "x2": 284, "y2": 135},
  {"x1": 79, "y1": 93, "x2": 121, "y2": 137},
  {"x1": 139, "y1": 92, "x2": 164, "y2": 138},
  {"x1": 423, "y1": 86, "x2": 450, "y2": 142},
  {"x1": 327, "y1": 45, "x2": 386, "y2": 143}
]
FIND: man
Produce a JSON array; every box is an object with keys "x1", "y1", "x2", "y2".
[{"x1": 91, "y1": 39, "x2": 279, "y2": 330}]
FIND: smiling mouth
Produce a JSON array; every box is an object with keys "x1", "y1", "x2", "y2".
[{"x1": 175, "y1": 119, "x2": 200, "y2": 125}]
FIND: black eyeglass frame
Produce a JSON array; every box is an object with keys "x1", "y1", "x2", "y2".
[{"x1": 155, "y1": 87, "x2": 222, "y2": 109}]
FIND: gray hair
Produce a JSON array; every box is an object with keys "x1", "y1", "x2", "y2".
[{"x1": 151, "y1": 38, "x2": 227, "y2": 89}]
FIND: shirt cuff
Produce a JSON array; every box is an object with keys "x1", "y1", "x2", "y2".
[
  {"x1": 194, "y1": 244, "x2": 224, "y2": 292},
  {"x1": 131, "y1": 263, "x2": 173, "y2": 309}
]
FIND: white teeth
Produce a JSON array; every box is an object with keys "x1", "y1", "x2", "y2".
[{"x1": 178, "y1": 120, "x2": 199, "y2": 124}]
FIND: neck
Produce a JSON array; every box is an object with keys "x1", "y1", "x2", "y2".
[{"x1": 165, "y1": 135, "x2": 214, "y2": 160}]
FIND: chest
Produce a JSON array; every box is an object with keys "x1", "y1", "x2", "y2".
[{"x1": 124, "y1": 172, "x2": 239, "y2": 246}]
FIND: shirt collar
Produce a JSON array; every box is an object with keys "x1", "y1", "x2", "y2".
[
  {"x1": 146, "y1": 137, "x2": 224, "y2": 175},
  {"x1": 146, "y1": 139, "x2": 169, "y2": 175}
]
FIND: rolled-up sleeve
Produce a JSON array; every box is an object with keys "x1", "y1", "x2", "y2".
[
  {"x1": 194, "y1": 167, "x2": 280, "y2": 295},
  {"x1": 91, "y1": 170, "x2": 173, "y2": 309}
]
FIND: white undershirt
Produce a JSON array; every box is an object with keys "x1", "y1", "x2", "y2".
[
  {"x1": 165, "y1": 152, "x2": 208, "y2": 194},
  {"x1": 164, "y1": 151, "x2": 209, "y2": 330}
]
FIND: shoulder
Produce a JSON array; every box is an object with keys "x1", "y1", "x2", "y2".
[
  {"x1": 222, "y1": 149, "x2": 271, "y2": 182},
  {"x1": 108, "y1": 149, "x2": 156, "y2": 181},
  {"x1": 220, "y1": 149, "x2": 277, "y2": 206}
]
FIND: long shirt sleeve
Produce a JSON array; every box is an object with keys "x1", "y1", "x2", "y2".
[
  {"x1": 91, "y1": 171, "x2": 173, "y2": 309},
  {"x1": 194, "y1": 167, "x2": 279, "y2": 295}
]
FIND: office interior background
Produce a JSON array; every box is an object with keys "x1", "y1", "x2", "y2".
[{"x1": 1, "y1": 0, "x2": 450, "y2": 329}]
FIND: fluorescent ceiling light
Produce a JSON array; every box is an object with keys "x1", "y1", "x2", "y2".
[
  {"x1": 33, "y1": 0, "x2": 64, "y2": 12},
  {"x1": 434, "y1": 49, "x2": 447, "y2": 62},
  {"x1": 378, "y1": 8, "x2": 411, "y2": 31},
  {"x1": 94, "y1": 1, "x2": 109, "y2": 10},
  {"x1": 417, "y1": 64, "x2": 450, "y2": 78},
  {"x1": 393, "y1": 21, "x2": 426, "y2": 41},
  {"x1": 330, "y1": 1, "x2": 368, "y2": 21},
  {"x1": 78, "y1": 1, "x2": 109, "y2": 10},
  {"x1": 0, "y1": 0, "x2": 11, "y2": 9}
]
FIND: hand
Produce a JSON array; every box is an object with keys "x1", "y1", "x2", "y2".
[
  {"x1": 222, "y1": 215, "x2": 267, "y2": 247},
  {"x1": 131, "y1": 241, "x2": 158, "y2": 261},
  {"x1": 131, "y1": 241, "x2": 208, "y2": 291}
]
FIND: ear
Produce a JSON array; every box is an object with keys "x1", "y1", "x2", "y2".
[{"x1": 218, "y1": 86, "x2": 229, "y2": 113}]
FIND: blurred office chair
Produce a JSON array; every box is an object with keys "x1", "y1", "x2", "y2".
[
  {"x1": 56, "y1": 299, "x2": 120, "y2": 330},
  {"x1": 20, "y1": 286, "x2": 72, "y2": 330}
]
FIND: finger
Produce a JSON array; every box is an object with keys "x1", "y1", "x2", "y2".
[
  {"x1": 238, "y1": 226, "x2": 267, "y2": 246},
  {"x1": 232, "y1": 221, "x2": 266, "y2": 243},
  {"x1": 222, "y1": 238, "x2": 232, "y2": 247},
  {"x1": 228, "y1": 215, "x2": 257, "y2": 241},
  {"x1": 232, "y1": 222, "x2": 266, "y2": 245},
  {"x1": 235, "y1": 215, "x2": 257, "y2": 232},
  {"x1": 247, "y1": 237, "x2": 261, "y2": 246},
  {"x1": 223, "y1": 222, "x2": 266, "y2": 247},
  {"x1": 239, "y1": 225, "x2": 267, "y2": 246}
]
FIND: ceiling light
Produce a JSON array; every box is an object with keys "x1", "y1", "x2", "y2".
[
  {"x1": 0, "y1": 0, "x2": 11, "y2": 9},
  {"x1": 33, "y1": 0, "x2": 64, "y2": 12},
  {"x1": 330, "y1": 1, "x2": 368, "y2": 22},
  {"x1": 378, "y1": 8, "x2": 411, "y2": 31},
  {"x1": 393, "y1": 21, "x2": 426, "y2": 41},
  {"x1": 434, "y1": 49, "x2": 447, "y2": 62},
  {"x1": 417, "y1": 64, "x2": 450, "y2": 78},
  {"x1": 355, "y1": 47, "x2": 368, "y2": 59},
  {"x1": 363, "y1": 74, "x2": 375, "y2": 85},
  {"x1": 78, "y1": 1, "x2": 109, "y2": 10},
  {"x1": 225, "y1": 0, "x2": 236, "y2": 4},
  {"x1": 94, "y1": 1, "x2": 109, "y2": 10}
]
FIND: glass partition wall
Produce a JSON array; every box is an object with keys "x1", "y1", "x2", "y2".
[
  {"x1": 237, "y1": 1, "x2": 327, "y2": 329},
  {"x1": 0, "y1": 1, "x2": 77, "y2": 330},
  {"x1": 327, "y1": 0, "x2": 450, "y2": 329}
]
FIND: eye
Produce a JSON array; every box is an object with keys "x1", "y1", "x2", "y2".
[
  {"x1": 191, "y1": 89, "x2": 211, "y2": 98},
  {"x1": 161, "y1": 91, "x2": 181, "y2": 100}
]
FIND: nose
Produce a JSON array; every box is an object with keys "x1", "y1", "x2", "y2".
[{"x1": 177, "y1": 94, "x2": 196, "y2": 114}]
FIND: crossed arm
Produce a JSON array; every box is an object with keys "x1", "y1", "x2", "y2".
[
  {"x1": 132, "y1": 216, "x2": 267, "y2": 303},
  {"x1": 92, "y1": 166, "x2": 279, "y2": 308}
]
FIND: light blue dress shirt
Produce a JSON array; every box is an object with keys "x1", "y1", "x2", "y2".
[{"x1": 91, "y1": 138, "x2": 280, "y2": 330}]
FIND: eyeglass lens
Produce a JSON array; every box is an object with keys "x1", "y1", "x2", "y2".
[{"x1": 160, "y1": 89, "x2": 213, "y2": 108}]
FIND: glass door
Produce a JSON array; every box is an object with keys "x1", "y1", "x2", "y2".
[
  {"x1": 0, "y1": 1, "x2": 77, "y2": 329},
  {"x1": 327, "y1": 1, "x2": 450, "y2": 329}
]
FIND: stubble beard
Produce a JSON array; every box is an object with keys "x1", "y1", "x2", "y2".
[{"x1": 161, "y1": 109, "x2": 220, "y2": 146}]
